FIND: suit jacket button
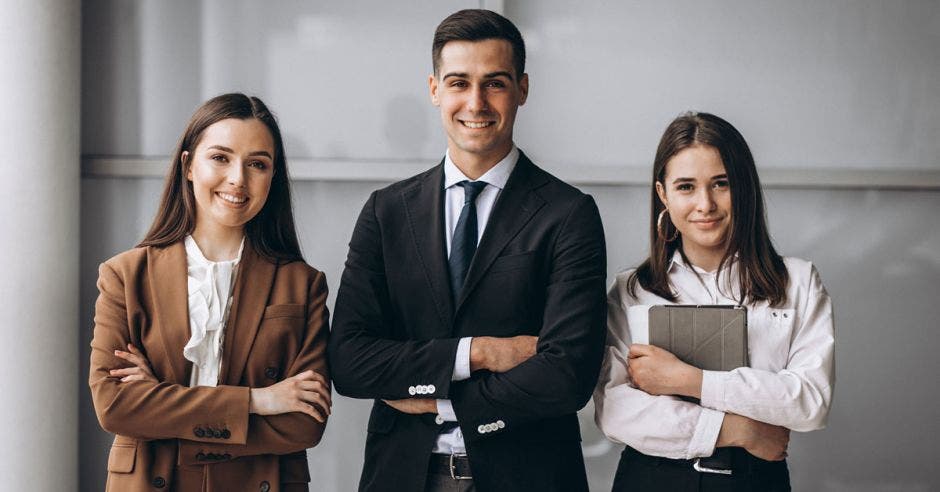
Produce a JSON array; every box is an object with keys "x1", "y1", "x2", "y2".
[
  {"x1": 435, "y1": 414, "x2": 445, "y2": 425},
  {"x1": 496, "y1": 420, "x2": 505, "y2": 429},
  {"x1": 193, "y1": 427, "x2": 205, "y2": 438},
  {"x1": 264, "y1": 367, "x2": 279, "y2": 379},
  {"x1": 427, "y1": 384, "x2": 436, "y2": 394},
  {"x1": 477, "y1": 425, "x2": 486, "y2": 434},
  {"x1": 260, "y1": 480, "x2": 271, "y2": 492},
  {"x1": 221, "y1": 429, "x2": 231, "y2": 439},
  {"x1": 151, "y1": 476, "x2": 166, "y2": 488},
  {"x1": 408, "y1": 386, "x2": 417, "y2": 395}
]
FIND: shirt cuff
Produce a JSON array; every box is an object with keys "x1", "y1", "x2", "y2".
[
  {"x1": 436, "y1": 399, "x2": 457, "y2": 421},
  {"x1": 687, "y1": 407, "x2": 725, "y2": 458},
  {"x1": 452, "y1": 337, "x2": 472, "y2": 381},
  {"x1": 699, "y1": 370, "x2": 727, "y2": 412}
]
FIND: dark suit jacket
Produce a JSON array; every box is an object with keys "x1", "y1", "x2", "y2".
[
  {"x1": 329, "y1": 152, "x2": 607, "y2": 491},
  {"x1": 89, "y1": 241, "x2": 329, "y2": 492}
]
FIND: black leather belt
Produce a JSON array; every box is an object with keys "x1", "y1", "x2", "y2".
[
  {"x1": 429, "y1": 453, "x2": 473, "y2": 480},
  {"x1": 624, "y1": 446, "x2": 749, "y2": 475}
]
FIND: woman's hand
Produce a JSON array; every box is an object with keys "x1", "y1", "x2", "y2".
[
  {"x1": 249, "y1": 370, "x2": 332, "y2": 423},
  {"x1": 110, "y1": 343, "x2": 158, "y2": 383},
  {"x1": 382, "y1": 398, "x2": 437, "y2": 415},
  {"x1": 718, "y1": 413, "x2": 790, "y2": 461},
  {"x1": 627, "y1": 343, "x2": 702, "y2": 398}
]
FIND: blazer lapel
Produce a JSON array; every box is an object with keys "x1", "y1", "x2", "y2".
[
  {"x1": 147, "y1": 242, "x2": 192, "y2": 385},
  {"x1": 456, "y1": 153, "x2": 547, "y2": 311},
  {"x1": 219, "y1": 243, "x2": 276, "y2": 385},
  {"x1": 402, "y1": 163, "x2": 455, "y2": 331}
]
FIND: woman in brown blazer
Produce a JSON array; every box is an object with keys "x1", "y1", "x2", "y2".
[{"x1": 89, "y1": 93, "x2": 331, "y2": 492}]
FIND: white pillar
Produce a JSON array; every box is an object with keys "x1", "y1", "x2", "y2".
[{"x1": 0, "y1": 0, "x2": 80, "y2": 489}]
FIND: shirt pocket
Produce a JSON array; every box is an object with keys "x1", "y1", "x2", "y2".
[{"x1": 747, "y1": 307, "x2": 796, "y2": 371}]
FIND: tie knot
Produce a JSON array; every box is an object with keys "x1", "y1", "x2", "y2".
[{"x1": 458, "y1": 180, "x2": 487, "y2": 204}]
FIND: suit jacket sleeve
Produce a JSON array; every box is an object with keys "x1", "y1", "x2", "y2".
[
  {"x1": 89, "y1": 261, "x2": 329, "y2": 460},
  {"x1": 328, "y1": 191, "x2": 461, "y2": 400},
  {"x1": 449, "y1": 194, "x2": 608, "y2": 442}
]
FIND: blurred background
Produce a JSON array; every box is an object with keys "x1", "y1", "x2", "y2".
[{"x1": 2, "y1": 0, "x2": 938, "y2": 490}]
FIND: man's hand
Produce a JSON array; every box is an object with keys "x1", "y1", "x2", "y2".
[
  {"x1": 383, "y1": 398, "x2": 437, "y2": 415},
  {"x1": 469, "y1": 335, "x2": 537, "y2": 373},
  {"x1": 627, "y1": 343, "x2": 702, "y2": 398},
  {"x1": 718, "y1": 413, "x2": 790, "y2": 461}
]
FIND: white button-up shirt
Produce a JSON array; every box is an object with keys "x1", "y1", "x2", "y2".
[
  {"x1": 594, "y1": 252, "x2": 835, "y2": 459},
  {"x1": 433, "y1": 146, "x2": 519, "y2": 455}
]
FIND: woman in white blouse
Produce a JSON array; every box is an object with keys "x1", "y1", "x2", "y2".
[
  {"x1": 89, "y1": 93, "x2": 331, "y2": 492},
  {"x1": 594, "y1": 112, "x2": 834, "y2": 491}
]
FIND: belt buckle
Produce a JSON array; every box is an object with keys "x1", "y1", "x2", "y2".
[
  {"x1": 693, "y1": 458, "x2": 733, "y2": 475},
  {"x1": 449, "y1": 453, "x2": 472, "y2": 480}
]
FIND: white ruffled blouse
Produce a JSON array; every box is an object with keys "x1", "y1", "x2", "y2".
[{"x1": 183, "y1": 235, "x2": 245, "y2": 387}]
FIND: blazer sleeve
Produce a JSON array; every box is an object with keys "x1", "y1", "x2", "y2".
[
  {"x1": 328, "y1": 191, "x2": 461, "y2": 400},
  {"x1": 177, "y1": 270, "x2": 331, "y2": 463},
  {"x1": 449, "y1": 194, "x2": 608, "y2": 443},
  {"x1": 89, "y1": 262, "x2": 330, "y2": 460}
]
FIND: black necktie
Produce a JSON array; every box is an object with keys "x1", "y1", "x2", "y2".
[{"x1": 448, "y1": 180, "x2": 488, "y2": 303}]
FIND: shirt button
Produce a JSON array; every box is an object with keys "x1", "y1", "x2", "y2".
[
  {"x1": 435, "y1": 414, "x2": 445, "y2": 425},
  {"x1": 151, "y1": 476, "x2": 166, "y2": 488},
  {"x1": 496, "y1": 420, "x2": 505, "y2": 429},
  {"x1": 408, "y1": 386, "x2": 417, "y2": 395},
  {"x1": 427, "y1": 384, "x2": 436, "y2": 394}
]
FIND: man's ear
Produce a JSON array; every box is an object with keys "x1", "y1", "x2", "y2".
[
  {"x1": 517, "y1": 72, "x2": 529, "y2": 106},
  {"x1": 429, "y1": 73, "x2": 440, "y2": 106}
]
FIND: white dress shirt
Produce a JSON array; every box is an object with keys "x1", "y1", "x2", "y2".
[
  {"x1": 183, "y1": 235, "x2": 244, "y2": 387},
  {"x1": 594, "y1": 251, "x2": 835, "y2": 460},
  {"x1": 433, "y1": 146, "x2": 519, "y2": 455}
]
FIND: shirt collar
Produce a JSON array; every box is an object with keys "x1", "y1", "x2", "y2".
[
  {"x1": 185, "y1": 234, "x2": 245, "y2": 265},
  {"x1": 443, "y1": 145, "x2": 519, "y2": 190},
  {"x1": 668, "y1": 249, "x2": 738, "y2": 275}
]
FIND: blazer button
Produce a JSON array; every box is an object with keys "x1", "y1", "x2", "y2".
[
  {"x1": 196, "y1": 452, "x2": 206, "y2": 461},
  {"x1": 260, "y1": 480, "x2": 271, "y2": 492},
  {"x1": 264, "y1": 367, "x2": 279, "y2": 379},
  {"x1": 408, "y1": 386, "x2": 417, "y2": 396},
  {"x1": 151, "y1": 476, "x2": 166, "y2": 488},
  {"x1": 193, "y1": 427, "x2": 205, "y2": 438},
  {"x1": 212, "y1": 429, "x2": 222, "y2": 438},
  {"x1": 496, "y1": 420, "x2": 505, "y2": 429},
  {"x1": 427, "y1": 384, "x2": 436, "y2": 394},
  {"x1": 223, "y1": 453, "x2": 232, "y2": 460},
  {"x1": 221, "y1": 429, "x2": 231, "y2": 439},
  {"x1": 477, "y1": 425, "x2": 486, "y2": 434}
]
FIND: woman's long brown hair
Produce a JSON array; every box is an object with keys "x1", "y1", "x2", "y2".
[
  {"x1": 628, "y1": 112, "x2": 788, "y2": 306},
  {"x1": 137, "y1": 93, "x2": 303, "y2": 263}
]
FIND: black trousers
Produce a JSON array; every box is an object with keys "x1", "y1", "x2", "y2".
[{"x1": 611, "y1": 446, "x2": 790, "y2": 492}]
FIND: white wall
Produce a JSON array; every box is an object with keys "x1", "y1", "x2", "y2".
[{"x1": 78, "y1": 1, "x2": 940, "y2": 491}]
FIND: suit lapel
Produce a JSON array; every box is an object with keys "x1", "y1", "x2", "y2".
[
  {"x1": 456, "y1": 153, "x2": 547, "y2": 311},
  {"x1": 402, "y1": 163, "x2": 455, "y2": 331},
  {"x1": 148, "y1": 242, "x2": 192, "y2": 385},
  {"x1": 219, "y1": 243, "x2": 276, "y2": 385}
]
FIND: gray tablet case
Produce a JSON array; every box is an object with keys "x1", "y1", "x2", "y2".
[{"x1": 648, "y1": 305, "x2": 748, "y2": 371}]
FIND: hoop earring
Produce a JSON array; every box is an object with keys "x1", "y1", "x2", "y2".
[{"x1": 657, "y1": 209, "x2": 679, "y2": 242}]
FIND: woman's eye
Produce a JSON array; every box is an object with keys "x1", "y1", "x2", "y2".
[
  {"x1": 249, "y1": 161, "x2": 267, "y2": 170},
  {"x1": 676, "y1": 183, "x2": 693, "y2": 191},
  {"x1": 714, "y1": 180, "x2": 729, "y2": 189},
  {"x1": 211, "y1": 154, "x2": 227, "y2": 163}
]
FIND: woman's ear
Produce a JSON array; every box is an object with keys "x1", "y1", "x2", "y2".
[
  {"x1": 182, "y1": 151, "x2": 192, "y2": 181},
  {"x1": 655, "y1": 181, "x2": 668, "y2": 208}
]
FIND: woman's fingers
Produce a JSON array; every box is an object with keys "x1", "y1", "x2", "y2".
[
  {"x1": 110, "y1": 367, "x2": 143, "y2": 377},
  {"x1": 298, "y1": 402, "x2": 326, "y2": 423},
  {"x1": 299, "y1": 390, "x2": 331, "y2": 415},
  {"x1": 290, "y1": 369, "x2": 328, "y2": 387}
]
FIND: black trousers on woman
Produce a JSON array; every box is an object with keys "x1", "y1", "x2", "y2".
[{"x1": 612, "y1": 446, "x2": 790, "y2": 492}]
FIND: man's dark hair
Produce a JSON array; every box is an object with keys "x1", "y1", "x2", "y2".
[{"x1": 432, "y1": 9, "x2": 526, "y2": 78}]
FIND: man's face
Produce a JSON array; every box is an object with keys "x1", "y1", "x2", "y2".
[{"x1": 429, "y1": 38, "x2": 528, "y2": 167}]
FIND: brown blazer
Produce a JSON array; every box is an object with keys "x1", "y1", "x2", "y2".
[{"x1": 89, "y1": 241, "x2": 329, "y2": 492}]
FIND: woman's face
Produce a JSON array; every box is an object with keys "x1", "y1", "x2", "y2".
[
  {"x1": 656, "y1": 144, "x2": 732, "y2": 263},
  {"x1": 184, "y1": 118, "x2": 275, "y2": 234}
]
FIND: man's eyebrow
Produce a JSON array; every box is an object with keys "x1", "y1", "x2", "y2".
[
  {"x1": 442, "y1": 72, "x2": 467, "y2": 81},
  {"x1": 484, "y1": 71, "x2": 514, "y2": 81}
]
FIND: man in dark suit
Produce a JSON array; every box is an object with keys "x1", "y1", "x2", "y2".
[{"x1": 329, "y1": 9, "x2": 607, "y2": 492}]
